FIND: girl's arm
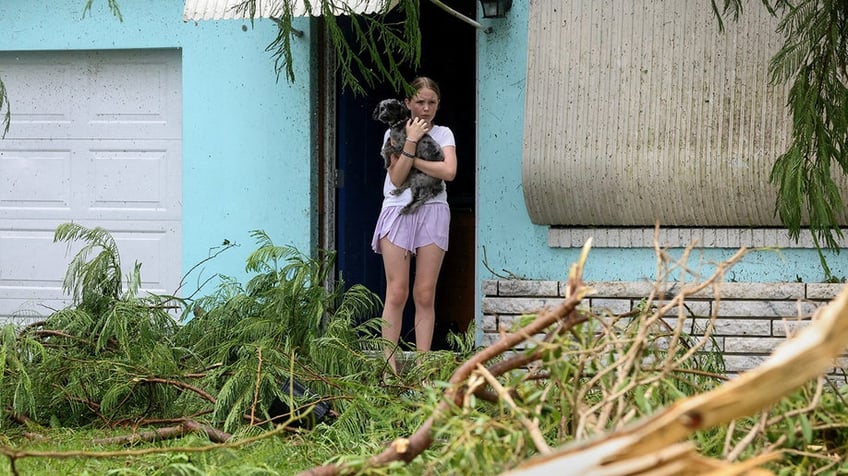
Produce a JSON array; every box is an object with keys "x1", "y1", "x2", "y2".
[
  {"x1": 388, "y1": 117, "x2": 430, "y2": 187},
  {"x1": 411, "y1": 145, "x2": 457, "y2": 182}
]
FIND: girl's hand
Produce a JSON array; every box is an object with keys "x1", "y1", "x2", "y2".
[{"x1": 405, "y1": 117, "x2": 430, "y2": 143}]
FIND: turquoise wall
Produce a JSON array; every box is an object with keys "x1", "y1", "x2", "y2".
[
  {"x1": 0, "y1": 0, "x2": 316, "y2": 286},
  {"x1": 475, "y1": 0, "x2": 847, "y2": 285},
  {"x1": 3, "y1": 0, "x2": 845, "y2": 306}
]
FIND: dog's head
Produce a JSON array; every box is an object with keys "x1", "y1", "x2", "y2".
[{"x1": 372, "y1": 99, "x2": 409, "y2": 127}]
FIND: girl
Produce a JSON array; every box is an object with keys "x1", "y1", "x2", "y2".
[{"x1": 371, "y1": 77, "x2": 458, "y2": 374}]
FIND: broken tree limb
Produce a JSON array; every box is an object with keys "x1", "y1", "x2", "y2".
[
  {"x1": 134, "y1": 377, "x2": 217, "y2": 404},
  {"x1": 501, "y1": 282, "x2": 848, "y2": 475},
  {"x1": 296, "y1": 240, "x2": 596, "y2": 476},
  {"x1": 91, "y1": 420, "x2": 231, "y2": 446},
  {"x1": 91, "y1": 424, "x2": 194, "y2": 446}
]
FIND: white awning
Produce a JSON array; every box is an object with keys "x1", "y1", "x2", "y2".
[{"x1": 183, "y1": 0, "x2": 398, "y2": 21}]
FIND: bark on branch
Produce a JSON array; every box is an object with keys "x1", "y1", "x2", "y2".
[
  {"x1": 297, "y1": 241, "x2": 595, "y2": 476},
  {"x1": 502, "y1": 282, "x2": 848, "y2": 475},
  {"x1": 91, "y1": 420, "x2": 231, "y2": 446}
]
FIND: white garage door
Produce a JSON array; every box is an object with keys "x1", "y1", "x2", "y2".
[{"x1": 0, "y1": 49, "x2": 182, "y2": 324}]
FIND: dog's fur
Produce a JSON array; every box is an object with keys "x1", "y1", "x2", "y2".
[{"x1": 372, "y1": 98, "x2": 444, "y2": 215}]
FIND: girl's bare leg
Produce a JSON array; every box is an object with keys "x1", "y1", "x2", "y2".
[
  {"x1": 380, "y1": 238, "x2": 411, "y2": 374},
  {"x1": 412, "y1": 243, "x2": 446, "y2": 353}
]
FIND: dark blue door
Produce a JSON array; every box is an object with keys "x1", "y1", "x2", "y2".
[{"x1": 336, "y1": 89, "x2": 391, "y2": 316}]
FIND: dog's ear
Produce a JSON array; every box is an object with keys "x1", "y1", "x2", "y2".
[
  {"x1": 390, "y1": 99, "x2": 406, "y2": 118},
  {"x1": 372, "y1": 100, "x2": 385, "y2": 120}
]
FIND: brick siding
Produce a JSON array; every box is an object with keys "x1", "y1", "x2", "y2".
[{"x1": 481, "y1": 280, "x2": 846, "y2": 375}]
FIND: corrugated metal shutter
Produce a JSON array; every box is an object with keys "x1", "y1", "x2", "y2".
[
  {"x1": 521, "y1": 0, "x2": 848, "y2": 227},
  {"x1": 183, "y1": 0, "x2": 397, "y2": 20}
]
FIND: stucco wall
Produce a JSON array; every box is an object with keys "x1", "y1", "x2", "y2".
[
  {"x1": 0, "y1": 0, "x2": 316, "y2": 286},
  {"x1": 475, "y1": 0, "x2": 847, "y2": 296}
]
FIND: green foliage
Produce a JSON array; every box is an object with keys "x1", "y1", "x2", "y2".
[
  {"x1": 176, "y1": 230, "x2": 386, "y2": 431},
  {"x1": 1, "y1": 224, "x2": 389, "y2": 437},
  {"x1": 710, "y1": 0, "x2": 792, "y2": 32},
  {"x1": 241, "y1": 0, "x2": 422, "y2": 96},
  {"x1": 54, "y1": 223, "x2": 126, "y2": 313},
  {"x1": 714, "y1": 0, "x2": 848, "y2": 277},
  {"x1": 6, "y1": 226, "x2": 848, "y2": 474},
  {"x1": 768, "y1": 1, "x2": 848, "y2": 278},
  {"x1": 82, "y1": 0, "x2": 123, "y2": 21}
]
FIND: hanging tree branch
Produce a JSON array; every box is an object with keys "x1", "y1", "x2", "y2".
[
  {"x1": 713, "y1": 0, "x2": 848, "y2": 278},
  {"x1": 237, "y1": 0, "x2": 422, "y2": 96},
  {"x1": 768, "y1": 1, "x2": 848, "y2": 277}
]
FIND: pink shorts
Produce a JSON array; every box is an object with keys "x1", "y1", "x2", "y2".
[{"x1": 371, "y1": 202, "x2": 450, "y2": 255}]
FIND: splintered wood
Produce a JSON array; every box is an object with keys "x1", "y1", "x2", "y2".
[{"x1": 502, "y1": 284, "x2": 848, "y2": 476}]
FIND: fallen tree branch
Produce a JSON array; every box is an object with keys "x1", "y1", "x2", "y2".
[
  {"x1": 0, "y1": 417, "x2": 296, "y2": 468},
  {"x1": 91, "y1": 420, "x2": 231, "y2": 446},
  {"x1": 296, "y1": 240, "x2": 595, "y2": 476},
  {"x1": 135, "y1": 377, "x2": 217, "y2": 404},
  {"x1": 501, "y1": 280, "x2": 848, "y2": 475}
]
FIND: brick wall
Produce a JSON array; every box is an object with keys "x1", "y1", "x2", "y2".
[{"x1": 481, "y1": 280, "x2": 846, "y2": 375}]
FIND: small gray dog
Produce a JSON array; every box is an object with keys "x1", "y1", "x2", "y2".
[{"x1": 372, "y1": 98, "x2": 444, "y2": 215}]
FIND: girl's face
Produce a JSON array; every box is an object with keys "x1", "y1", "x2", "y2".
[{"x1": 405, "y1": 87, "x2": 440, "y2": 123}]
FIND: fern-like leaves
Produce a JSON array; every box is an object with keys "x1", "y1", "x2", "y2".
[
  {"x1": 241, "y1": 0, "x2": 421, "y2": 96},
  {"x1": 767, "y1": 1, "x2": 848, "y2": 275}
]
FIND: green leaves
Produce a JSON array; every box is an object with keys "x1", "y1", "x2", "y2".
[
  {"x1": 710, "y1": 0, "x2": 792, "y2": 33},
  {"x1": 714, "y1": 0, "x2": 848, "y2": 276},
  {"x1": 764, "y1": 1, "x2": 848, "y2": 278},
  {"x1": 54, "y1": 223, "x2": 125, "y2": 312},
  {"x1": 2, "y1": 223, "x2": 387, "y2": 435},
  {"x1": 82, "y1": 0, "x2": 123, "y2": 21},
  {"x1": 770, "y1": 56, "x2": 848, "y2": 248},
  {"x1": 196, "y1": 231, "x2": 384, "y2": 431},
  {"x1": 250, "y1": 0, "x2": 422, "y2": 96}
]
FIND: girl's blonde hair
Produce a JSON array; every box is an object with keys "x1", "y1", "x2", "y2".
[{"x1": 408, "y1": 77, "x2": 441, "y2": 100}]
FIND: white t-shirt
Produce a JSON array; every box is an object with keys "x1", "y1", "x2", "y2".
[{"x1": 381, "y1": 125, "x2": 456, "y2": 208}]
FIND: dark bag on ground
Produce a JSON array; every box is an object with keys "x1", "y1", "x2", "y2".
[{"x1": 268, "y1": 378, "x2": 331, "y2": 428}]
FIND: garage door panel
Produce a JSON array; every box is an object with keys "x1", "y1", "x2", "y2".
[
  {"x1": 89, "y1": 142, "x2": 181, "y2": 217},
  {"x1": 0, "y1": 50, "x2": 181, "y2": 140},
  {"x1": 0, "y1": 147, "x2": 72, "y2": 212},
  {"x1": 0, "y1": 293, "x2": 72, "y2": 323},
  {"x1": 0, "y1": 60, "x2": 76, "y2": 137},
  {"x1": 0, "y1": 226, "x2": 82, "y2": 320},
  {"x1": 1, "y1": 139, "x2": 181, "y2": 221},
  {"x1": 0, "y1": 49, "x2": 182, "y2": 324},
  {"x1": 0, "y1": 220, "x2": 181, "y2": 318},
  {"x1": 88, "y1": 60, "x2": 175, "y2": 133},
  {"x1": 0, "y1": 229, "x2": 71, "y2": 285}
]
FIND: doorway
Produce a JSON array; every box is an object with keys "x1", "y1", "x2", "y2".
[{"x1": 330, "y1": 0, "x2": 477, "y2": 350}]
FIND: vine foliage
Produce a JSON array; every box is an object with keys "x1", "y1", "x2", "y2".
[
  {"x1": 236, "y1": 0, "x2": 423, "y2": 96},
  {"x1": 713, "y1": 0, "x2": 848, "y2": 278},
  {"x1": 0, "y1": 224, "x2": 385, "y2": 435}
]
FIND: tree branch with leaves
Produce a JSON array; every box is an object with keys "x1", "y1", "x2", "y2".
[
  {"x1": 240, "y1": 0, "x2": 423, "y2": 96},
  {"x1": 714, "y1": 0, "x2": 848, "y2": 278}
]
